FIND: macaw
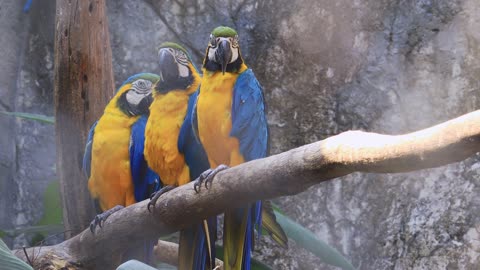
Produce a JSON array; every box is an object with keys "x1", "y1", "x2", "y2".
[
  {"x1": 195, "y1": 26, "x2": 287, "y2": 270},
  {"x1": 82, "y1": 73, "x2": 160, "y2": 263},
  {"x1": 144, "y1": 42, "x2": 216, "y2": 270}
]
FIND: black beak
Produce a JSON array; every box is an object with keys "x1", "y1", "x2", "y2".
[
  {"x1": 158, "y1": 49, "x2": 178, "y2": 84},
  {"x1": 215, "y1": 40, "x2": 232, "y2": 75},
  {"x1": 137, "y1": 93, "x2": 153, "y2": 114}
]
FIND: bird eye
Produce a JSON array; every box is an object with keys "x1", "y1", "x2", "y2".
[
  {"x1": 135, "y1": 80, "x2": 150, "y2": 92},
  {"x1": 232, "y1": 35, "x2": 239, "y2": 48},
  {"x1": 175, "y1": 50, "x2": 188, "y2": 65}
]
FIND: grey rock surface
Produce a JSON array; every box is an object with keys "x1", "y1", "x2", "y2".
[
  {"x1": 1, "y1": 0, "x2": 480, "y2": 269},
  {"x1": 0, "y1": 0, "x2": 25, "y2": 244},
  {"x1": 0, "y1": 0, "x2": 56, "y2": 247}
]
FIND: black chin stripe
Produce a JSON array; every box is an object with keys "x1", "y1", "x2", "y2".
[
  {"x1": 203, "y1": 57, "x2": 243, "y2": 73},
  {"x1": 155, "y1": 69, "x2": 194, "y2": 94},
  {"x1": 117, "y1": 91, "x2": 152, "y2": 116}
]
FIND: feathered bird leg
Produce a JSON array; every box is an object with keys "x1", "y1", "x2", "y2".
[
  {"x1": 193, "y1": 164, "x2": 230, "y2": 192},
  {"x1": 90, "y1": 205, "x2": 124, "y2": 233},
  {"x1": 147, "y1": 185, "x2": 176, "y2": 212}
]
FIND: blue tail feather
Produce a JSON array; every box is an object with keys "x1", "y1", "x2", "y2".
[{"x1": 243, "y1": 208, "x2": 253, "y2": 270}]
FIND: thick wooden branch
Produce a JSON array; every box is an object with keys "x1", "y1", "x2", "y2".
[{"x1": 16, "y1": 110, "x2": 480, "y2": 269}]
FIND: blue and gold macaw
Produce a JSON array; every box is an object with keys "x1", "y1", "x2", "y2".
[
  {"x1": 144, "y1": 42, "x2": 216, "y2": 270},
  {"x1": 195, "y1": 26, "x2": 286, "y2": 270},
  {"x1": 82, "y1": 73, "x2": 160, "y2": 263}
]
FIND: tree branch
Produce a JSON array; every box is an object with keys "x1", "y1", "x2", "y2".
[
  {"x1": 153, "y1": 240, "x2": 223, "y2": 269},
  {"x1": 15, "y1": 110, "x2": 480, "y2": 269}
]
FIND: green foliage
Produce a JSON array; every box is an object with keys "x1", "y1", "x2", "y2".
[
  {"x1": 1, "y1": 181, "x2": 63, "y2": 243},
  {"x1": 0, "y1": 111, "x2": 54, "y2": 124},
  {"x1": 0, "y1": 239, "x2": 33, "y2": 270},
  {"x1": 1, "y1": 225, "x2": 64, "y2": 238},
  {"x1": 273, "y1": 209, "x2": 355, "y2": 270},
  {"x1": 29, "y1": 233, "x2": 45, "y2": 247},
  {"x1": 36, "y1": 180, "x2": 63, "y2": 229}
]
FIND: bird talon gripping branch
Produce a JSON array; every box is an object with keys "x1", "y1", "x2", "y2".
[
  {"x1": 147, "y1": 185, "x2": 176, "y2": 212},
  {"x1": 89, "y1": 205, "x2": 124, "y2": 233},
  {"x1": 205, "y1": 164, "x2": 230, "y2": 190}
]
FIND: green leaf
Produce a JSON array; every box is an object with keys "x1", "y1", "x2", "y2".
[
  {"x1": 36, "y1": 180, "x2": 63, "y2": 230},
  {"x1": 0, "y1": 230, "x2": 5, "y2": 238},
  {"x1": 0, "y1": 111, "x2": 54, "y2": 124},
  {"x1": 215, "y1": 246, "x2": 273, "y2": 270},
  {"x1": 117, "y1": 260, "x2": 159, "y2": 270},
  {"x1": 273, "y1": 210, "x2": 355, "y2": 270},
  {"x1": 1, "y1": 225, "x2": 64, "y2": 237},
  {"x1": 0, "y1": 239, "x2": 33, "y2": 270},
  {"x1": 270, "y1": 202, "x2": 285, "y2": 215}
]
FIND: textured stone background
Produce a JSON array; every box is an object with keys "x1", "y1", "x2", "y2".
[{"x1": 1, "y1": 0, "x2": 480, "y2": 269}]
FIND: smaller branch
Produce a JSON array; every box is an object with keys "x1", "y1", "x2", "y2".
[
  {"x1": 153, "y1": 240, "x2": 223, "y2": 269},
  {"x1": 144, "y1": 0, "x2": 204, "y2": 59},
  {"x1": 153, "y1": 240, "x2": 178, "y2": 267},
  {"x1": 22, "y1": 247, "x2": 32, "y2": 267}
]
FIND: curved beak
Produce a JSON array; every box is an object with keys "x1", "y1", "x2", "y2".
[
  {"x1": 215, "y1": 39, "x2": 232, "y2": 75},
  {"x1": 141, "y1": 92, "x2": 153, "y2": 107},
  {"x1": 158, "y1": 48, "x2": 178, "y2": 84}
]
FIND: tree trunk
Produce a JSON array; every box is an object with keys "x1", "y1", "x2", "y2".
[{"x1": 53, "y1": 0, "x2": 114, "y2": 238}]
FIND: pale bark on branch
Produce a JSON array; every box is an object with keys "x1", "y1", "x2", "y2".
[{"x1": 15, "y1": 110, "x2": 480, "y2": 270}]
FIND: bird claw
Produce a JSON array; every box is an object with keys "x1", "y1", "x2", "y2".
[
  {"x1": 147, "y1": 185, "x2": 175, "y2": 212},
  {"x1": 89, "y1": 205, "x2": 124, "y2": 234},
  {"x1": 193, "y1": 164, "x2": 229, "y2": 193}
]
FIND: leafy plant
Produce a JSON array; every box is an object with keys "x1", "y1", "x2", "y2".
[
  {"x1": 36, "y1": 180, "x2": 63, "y2": 230},
  {"x1": 1, "y1": 181, "x2": 63, "y2": 245},
  {"x1": 273, "y1": 207, "x2": 355, "y2": 270},
  {"x1": 0, "y1": 239, "x2": 33, "y2": 270},
  {"x1": 117, "y1": 260, "x2": 160, "y2": 270},
  {"x1": 0, "y1": 225, "x2": 64, "y2": 238},
  {"x1": 0, "y1": 111, "x2": 54, "y2": 124}
]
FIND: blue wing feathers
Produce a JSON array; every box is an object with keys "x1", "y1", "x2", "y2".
[
  {"x1": 231, "y1": 69, "x2": 267, "y2": 269},
  {"x1": 231, "y1": 69, "x2": 268, "y2": 161},
  {"x1": 130, "y1": 115, "x2": 160, "y2": 202},
  {"x1": 82, "y1": 121, "x2": 98, "y2": 179},
  {"x1": 179, "y1": 90, "x2": 210, "y2": 180}
]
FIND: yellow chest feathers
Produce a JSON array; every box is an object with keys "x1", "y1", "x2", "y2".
[
  {"x1": 88, "y1": 112, "x2": 139, "y2": 210},
  {"x1": 145, "y1": 91, "x2": 191, "y2": 186},
  {"x1": 197, "y1": 70, "x2": 245, "y2": 167}
]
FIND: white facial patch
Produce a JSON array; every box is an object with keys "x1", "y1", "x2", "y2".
[
  {"x1": 126, "y1": 90, "x2": 147, "y2": 105},
  {"x1": 208, "y1": 47, "x2": 216, "y2": 61},
  {"x1": 230, "y1": 45, "x2": 239, "y2": 63},
  {"x1": 178, "y1": 64, "x2": 189, "y2": 77}
]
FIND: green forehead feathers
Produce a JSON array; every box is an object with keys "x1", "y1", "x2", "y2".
[
  {"x1": 122, "y1": 73, "x2": 159, "y2": 86},
  {"x1": 158, "y1": 42, "x2": 189, "y2": 55},
  {"x1": 211, "y1": 26, "x2": 238, "y2": 37}
]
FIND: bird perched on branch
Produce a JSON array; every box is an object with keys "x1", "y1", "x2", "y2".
[
  {"x1": 144, "y1": 42, "x2": 216, "y2": 270},
  {"x1": 195, "y1": 26, "x2": 287, "y2": 270},
  {"x1": 83, "y1": 73, "x2": 160, "y2": 263}
]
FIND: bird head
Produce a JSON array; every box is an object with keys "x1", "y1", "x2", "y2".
[
  {"x1": 204, "y1": 26, "x2": 243, "y2": 75},
  {"x1": 116, "y1": 73, "x2": 159, "y2": 116},
  {"x1": 155, "y1": 42, "x2": 199, "y2": 94}
]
